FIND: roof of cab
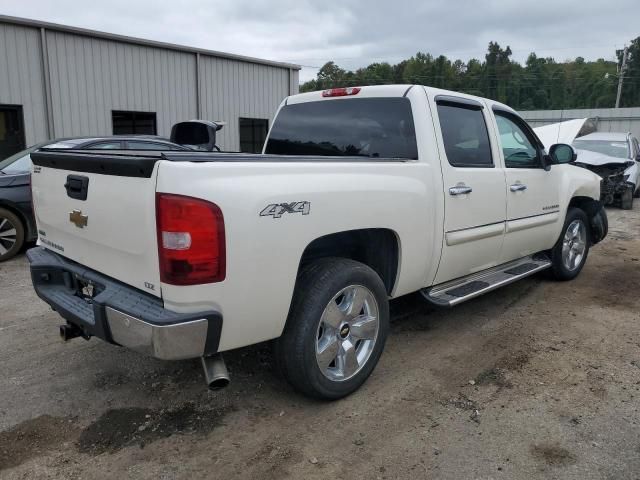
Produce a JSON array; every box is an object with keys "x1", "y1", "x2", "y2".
[{"x1": 285, "y1": 84, "x2": 516, "y2": 114}]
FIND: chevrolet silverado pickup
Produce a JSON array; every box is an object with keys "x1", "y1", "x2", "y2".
[{"x1": 27, "y1": 85, "x2": 608, "y2": 399}]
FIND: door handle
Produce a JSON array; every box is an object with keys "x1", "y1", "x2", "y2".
[
  {"x1": 510, "y1": 183, "x2": 527, "y2": 192},
  {"x1": 449, "y1": 185, "x2": 473, "y2": 195}
]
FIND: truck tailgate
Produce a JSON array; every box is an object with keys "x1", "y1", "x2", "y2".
[{"x1": 30, "y1": 151, "x2": 162, "y2": 297}]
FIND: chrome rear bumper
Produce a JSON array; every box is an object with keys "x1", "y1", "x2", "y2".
[{"x1": 27, "y1": 247, "x2": 222, "y2": 360}]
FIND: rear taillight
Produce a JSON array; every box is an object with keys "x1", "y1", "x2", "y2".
[
  {"x1": 156, "y1": 193, "x2": 225, "y2": 285},
  {"x1": 322, "y1": 87, "x2": 361, "y2": 97}
]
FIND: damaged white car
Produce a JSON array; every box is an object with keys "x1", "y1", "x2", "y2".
[{"x1": 572, "y1": 133, "x2": 640, "y2": 209}]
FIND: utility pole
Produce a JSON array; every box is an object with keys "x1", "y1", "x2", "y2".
[{"x1": 615, "y1": 46, "x2": 628, "y2": 108}]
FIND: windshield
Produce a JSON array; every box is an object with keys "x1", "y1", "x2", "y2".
[
  {"x1": 572, "y1": 139, "x2": 629, "y2": 159},
  {"x1": 0, "y1": 144, "x2": 43, "y2": 173},
  {"x1": 265, "y1": 98, "x2": 418, "y2": 159}
]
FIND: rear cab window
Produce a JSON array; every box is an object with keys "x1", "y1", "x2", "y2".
[{"x1": 265, "y1": 98, "x2": 418, "y2": 159}]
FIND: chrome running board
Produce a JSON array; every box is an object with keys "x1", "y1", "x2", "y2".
[{"x1": 421, "y1": 254, "x2": 551, "y2": 307}]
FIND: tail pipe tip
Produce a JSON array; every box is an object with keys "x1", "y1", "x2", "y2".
[{"x1": 201, "y1": 354, "x2": 230, "y2": 390}]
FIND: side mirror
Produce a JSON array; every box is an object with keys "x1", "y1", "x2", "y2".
[{"x1": 548, "y1": 143, "x2": 577, "y2": 165}]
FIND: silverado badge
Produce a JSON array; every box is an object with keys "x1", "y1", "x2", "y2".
[{"x1": 69, "y1": 210, "x2": 88, "y2": 228}]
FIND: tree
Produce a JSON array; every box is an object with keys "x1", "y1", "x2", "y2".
[{"x1": 299, "y1": 41, "x2": 624, "y2": 110}]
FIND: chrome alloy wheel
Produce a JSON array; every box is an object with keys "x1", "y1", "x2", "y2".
[
  {"x1": 0, "y1": 217, "x2": 17, "y2": 257},
  {"x1": 562, "y1": 219, "x2": 587, "y2": 271},
  {"x1": 315, "y1": 285, "x2": 380, "y2": 382}
]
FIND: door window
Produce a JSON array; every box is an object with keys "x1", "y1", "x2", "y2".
[
  {"x1": 0, "y1": 105, "x2": 26, "y2": 161},
  {"x1": 127, "y1": 141, "x2": 172, "y2": 150},
  {"x1": 112, "y1": 111, "x2": 157, "y2": 135},
  {"x1": 240, "y1": 118, "x2": 269, "y2": 153},
  {"x1": 495, "y1": 112, "x2": 541, "y2": 168},
  {"x1": 86, "y1": 141, "x2": 123, "y2": 149},
  {"x1": 436, "y1": 103, "x2": 493, "y2": 167}
]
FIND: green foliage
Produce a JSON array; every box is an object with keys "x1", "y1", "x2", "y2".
[
  {"x1": 618, "y1": 38, "x2": 640, "y2": 107},
  {"x1": 299, "y1": 39, "x2": 640, "y2": 110}
]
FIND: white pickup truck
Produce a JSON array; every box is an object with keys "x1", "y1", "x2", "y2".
[{"x1": 28, "y1": 85, "x2": 608, "y2": 399}]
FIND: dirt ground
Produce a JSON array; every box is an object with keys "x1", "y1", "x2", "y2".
[{"x1": 1, "y1": 206, "x2": 639, "y2": 480}]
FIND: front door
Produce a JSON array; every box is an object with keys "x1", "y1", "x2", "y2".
[
  {"x1": 0, "y1": 105, "x2": 26, "y2": 160},
  {"x1": 492, "y1": 109, "x2": 561, "y2": 263},
  {"x1": 431, "y1": 95, "x2": 507, "y2": 284}
]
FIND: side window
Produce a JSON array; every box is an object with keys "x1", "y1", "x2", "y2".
[
  {"x1": 127, "y1": 141, "x2": 167, "y2": 150},
  {"x1": 494, "y1": 112, "x2": 541, "y2": 168},
  {"x1": 436, "y1": 103, "x2": 493, "y2": 167},
  {"x1": 87, "y1": 141, "x2": 122, "y2": 150}
]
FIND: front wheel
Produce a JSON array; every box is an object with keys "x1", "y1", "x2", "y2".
[
  {"x1": 550, "y1": 207, "x2": 590, "y2": 281},
  {"x1": 0, "y1": 208, "x2": 25, "y2": 262},
  {"x1": 274, "y1": 258, "x2": 390, "y2": 400}
]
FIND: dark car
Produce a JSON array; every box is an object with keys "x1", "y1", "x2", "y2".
[{"x1": 0, "y1": 136, "x2": 191, "y2": 261}]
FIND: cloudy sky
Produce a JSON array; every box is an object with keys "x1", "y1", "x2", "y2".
[{"x1": 0, "y1": 0, "x2": 637, "y2": 81}]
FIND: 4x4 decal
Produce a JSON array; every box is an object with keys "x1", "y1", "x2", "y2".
[{"x1": 260, "y1": 201, "x2": 310, "y2": 219}]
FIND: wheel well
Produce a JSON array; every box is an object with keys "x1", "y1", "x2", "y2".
[
  {"x1": 568, "y1": 196, "x2": 607, "y2": 244},
  {"x1": 568, "y1": 196, "x2": 600, "y2": 217},
  {"x1": 299, "y1": 229, "x2": 400, "y2": 294}
]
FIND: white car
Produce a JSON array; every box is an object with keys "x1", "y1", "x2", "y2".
[
  {"x1": 27, "y1": 85, "x2": 607, "y2": 399},
  {"x1": 572, "y1": 132, "x2": 640, "y2": 209}
]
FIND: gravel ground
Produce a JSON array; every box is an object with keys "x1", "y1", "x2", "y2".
[{"x1": 0, "y1": 206, "x2": 639, "y2": 480}]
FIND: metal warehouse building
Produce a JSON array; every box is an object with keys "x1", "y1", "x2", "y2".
[
  {"x1": 0, "y1": 15, "x2": 300, "y2": 159},
  {"x1": 521, "y1": 107, "x2": 640, "y2": 139}
]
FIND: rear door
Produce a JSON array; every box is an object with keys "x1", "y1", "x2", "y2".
[
  {"x1": 491, "y1": 109, "x2": 561, "y2": 262},
  {"x1": 430, "y1": 94, "x2": 507, "y2": 284},
  {"x1": 30, "y1": 151, "x2": 162, "y2": 296}
]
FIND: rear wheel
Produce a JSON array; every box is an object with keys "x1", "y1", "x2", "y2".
[
  {"x1": 274, "y1": 258, "x2": 389, "y2": 400},
  {"x1": 550, "y1": 208, "x2": 590, "y2": 281},
  {"x1": 0, "y1": 208, "x2": 25, "y2": 262}
]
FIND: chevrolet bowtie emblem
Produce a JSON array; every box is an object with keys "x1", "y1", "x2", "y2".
[{"x1": 69, "y1": 210, "x2": 88, "y2": 228}]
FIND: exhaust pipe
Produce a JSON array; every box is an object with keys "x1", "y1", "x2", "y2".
[{"x1": 201, "y1": 353, "x2": 230, "y2": 390}]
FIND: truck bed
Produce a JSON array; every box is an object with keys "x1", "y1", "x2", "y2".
[{"x1": 31, "y1": 150, "x2": 409, "y2": 178}]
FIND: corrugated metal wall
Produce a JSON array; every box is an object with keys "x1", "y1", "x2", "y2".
[
  {"x1": 0, "y1": 23, "x2": 48, "y2": 145},
  {"x1": 521, "y1": 108, "x2": 640, "y2": 139},
  {"x1": 45, "y1": 30, "x2": 199, "y2": 139},
  {"x1": 200, "y1": 56, "x2": 291, "y2": 149},
  {"x1": 0, "y1": 19, "x2": 299, "y2": 151}
]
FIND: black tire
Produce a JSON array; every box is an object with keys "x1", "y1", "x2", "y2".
[
  {"x1": 550, "y1": 207, "x2": 590, "y2": 281},
  {"x1": 621, "y1": 186, "x2": 634, "y2": 210},
  {"x1": 633, "y1": 185, "x2": 640, "y2": 198},
  {"x1": 274, "y1": 258, "x2": 390, "y2": 400},
  {"x1": 0, "y1": 208, "x2": 25, "y2": 262}
]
